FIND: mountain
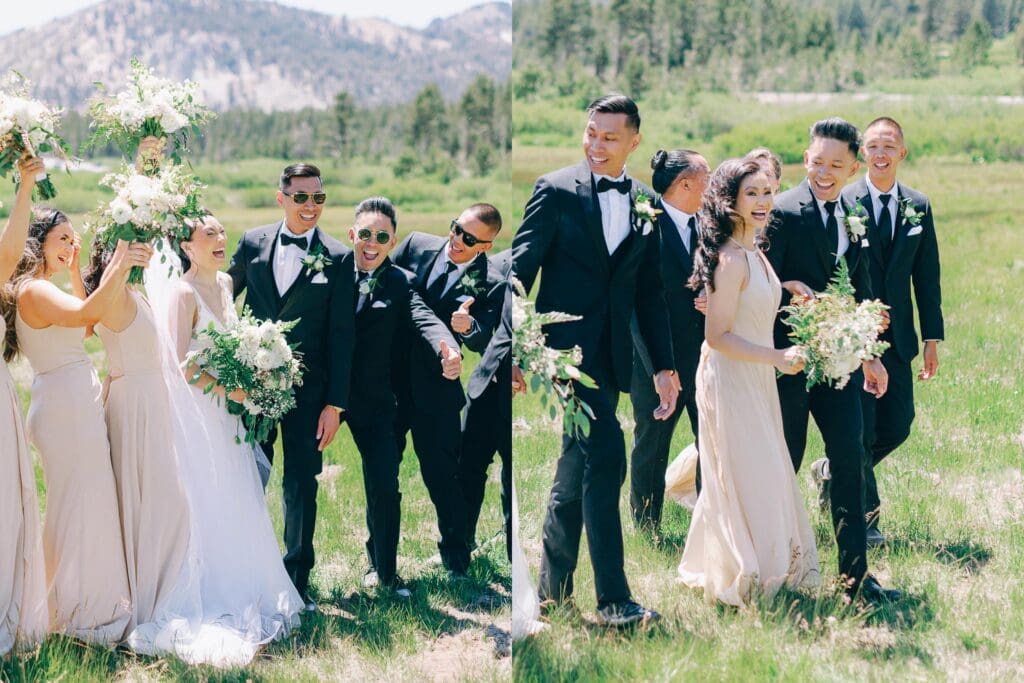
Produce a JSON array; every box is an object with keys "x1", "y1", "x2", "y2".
[{"x1": 0, "y1": 0, "x2": 511, "y2": 111}]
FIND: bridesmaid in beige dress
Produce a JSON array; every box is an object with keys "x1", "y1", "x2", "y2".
[
  {"x1": 81, "y1": 239, "x2": 192, "y2": 632},
  {"x1": 678, "y1": 158, "x2": 820, "y2": 606},
  {"x1": 0, "y1": 158, "x2": 47, "y2": 654},
  {"x1": 6, "y1": 208, "x2": 150, "y2": 643}
]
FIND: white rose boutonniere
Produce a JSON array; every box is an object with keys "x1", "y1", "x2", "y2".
[
  {"x1": 358, "y1": 271, "x2": 380, "y2": 297},
  {"x1": 632, "y1": 192, "x2": 662, "y2": 236},
  {"x1": 844, "y1": 203, "x2": 868, "y2": 242},
  {"x1": 459, "y1": 270, "x2": 482, "y2": 297},
  {"x1": 898, "y1": 197, "x2": 922, "y2": 227},
  {"x1": 302, "y1": 244, "x2": 332, "y2": 276}
]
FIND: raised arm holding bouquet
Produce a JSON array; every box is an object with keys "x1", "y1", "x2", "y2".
[{"x1": 0, "y1": 72, "x2": 72, "y2": 199}]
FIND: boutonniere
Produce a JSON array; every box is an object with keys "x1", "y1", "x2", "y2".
[
  {"x1": 459, "y1": 270, "x2": 483, "y2": 297},
  {"x1": 631, "y1": 192, "x2": 661, "y2": 236},
  {"x1": 898, "y1": 197, "x2": 922, "y2": 227},
  {"x1": 302, "y1": 244, "x2": 332, "y2": 276},
  {"x1": 358, "y1": 271, "x2": 380, "y2": 297},
  {"x1": 843, "y1": 202, "x2": 868, "y2": 242}
]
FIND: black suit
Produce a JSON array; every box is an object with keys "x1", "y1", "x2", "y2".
[
  {"x1": 228, "y1": 222, "x2": 355, "y2": 595},
  {"x1": 513, "y1": 161, "x2": 674, "y2": 608},
  {"x1": 347, "y1": 258, "x2": 458, "y2": 586},
  {"x1": 391, "y1": 231, "x2": 505, "y2": 572},
  {"x1": 764, "y1": 180, "x2": 873, "y2": 586},
  {"x1": 629, "y1": 209, "x2": 703, "y2": 530},
  {"x1": 843, "y1": 178, "x2": 944, "y2": 528},
  {"x1": 460, "y1": 249, "x2": 512, "y2": 560}
]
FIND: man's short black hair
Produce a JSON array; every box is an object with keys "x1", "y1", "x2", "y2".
[
  {"x1": 809, "y1": 117, "x2": 861, "y2": 157},
  {"x1": 586, "y1": 94, "x2": 641, "y2": 132},
  {"x1": 355, "y1": 196, "x2": 397, "y2": 230},
  {"x1": 279, "y1": 163, "x2": 322, "y2": 191}
]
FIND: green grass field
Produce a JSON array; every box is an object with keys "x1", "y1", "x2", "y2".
[
  {"x1": 511, "y1": 97, "x2": 1024, "y2": 680},
  {"x1": 0, "y1": 158, "x2": 513, "y2": 681}
]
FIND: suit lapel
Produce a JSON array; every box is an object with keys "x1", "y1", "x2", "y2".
[
  {"x1": 839, "y1": 196, "x2": 862, "y2": 270},
  {"x1": 799, "y1": 187, "x2": 835, "y2": 275},
  {"x1": 574, "y1": 163, "x2": 610, "y2": 276},
  {"x1": 279, "y1": 228, "x2": 322, "y2": 317},
  {"x1": 659, "y1": 210, "x2": 690, "y2": 272},
  {"x1": 853, "y1": 183, "x2": 886, "y2": 271},
  {"x1": 888, "y1": 189, "x2": 912, "y2": 268},
  {"x1": 253, "y1": 224, "x2": 282, "y2": 312}
]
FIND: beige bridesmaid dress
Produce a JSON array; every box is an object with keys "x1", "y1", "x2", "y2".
[
  {"x1": 678, "y1": 246, "x2": 821, "y2": 606},
  {"x1": 0, "y1": 316, "x2": 47, "y2": 654},
  {"x1": 15, "y1": 304, "x2": 131, "y2": 643},
  {"x1": 96, "y1": 290, "x2": 190, "y2": 631}
]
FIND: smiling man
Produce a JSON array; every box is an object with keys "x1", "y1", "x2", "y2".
[
  {"x1": 512, "y1": 94, "x2": 678, "y2": 628},
  {"x1": 390, "y1": 203, "x2": 506, "y2": 576},
  {"x1": 842, "y1": 117, "x2": 944, "y2": 549},
  {"x1": 764, "y1": 117, "x2": 900, "y2": 606}
]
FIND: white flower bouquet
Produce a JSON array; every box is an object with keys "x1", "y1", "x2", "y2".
[
  {"x1": 86, "y1": 163, "x2": 206, "y2": 283},
  {"x1": 782, "y1": 258, "x2": 890, "y2": 390},
  {"x1": 188, "y1": 308, "x2": 305, "y2": 446},
  {"x1": 87, "y1": 59, "x2": 214, "y2": 165},
  {"x1": 0, "y1": 72, "x2": 71, "y2": 199},
  {"x1": 511, "y1": 277, "x2": 595, "y2": 436}
]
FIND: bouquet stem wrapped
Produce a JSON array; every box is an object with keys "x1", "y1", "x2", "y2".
[
  {"x1": 782, "y1": 257, "x2": 890, "y2": 391},
  {"x1": 511, "y1": 277, "x2": 595, "y2": 436}
]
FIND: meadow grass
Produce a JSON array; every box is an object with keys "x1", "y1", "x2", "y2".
[
  {"x1": 511, "y1": 137, "x2": 1024, "y2": 678},
  {"x1": 0, "y1": 161, "x2": 513, "y2": 681}
]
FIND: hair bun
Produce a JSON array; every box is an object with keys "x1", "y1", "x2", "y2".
[{"x1": 650, "y1": 149, "x2": 668, "y2": 170}]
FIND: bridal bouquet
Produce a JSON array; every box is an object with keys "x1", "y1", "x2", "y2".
[
  {"x1": 87, "y1": 163, "x2": 206, "y2": 283},
  {"x1": 782, "y1": 258, "x2": 890, "y2": 390},
  {"x1": 87, "y1": 59, "x2": 214, "y2": 165},
  {"x1": 0, "y1": 72, "x2": 71, "y2": 199},
  {"x1": 188, "y1": 309, "x2": 305, "y2": 447},
  {"x1": 512, "y1": 277, "x2": 595, "y2": 436}
]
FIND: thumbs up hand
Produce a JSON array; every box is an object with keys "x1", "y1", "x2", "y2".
[
  {"x1": 450, "y1": 296, "x2": 475, "y2": 334},
  {"x1": 439, "y1": 339, "x2": 462, "y2": 380}
]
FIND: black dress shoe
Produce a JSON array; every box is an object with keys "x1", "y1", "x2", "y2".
[
  {"x1": 865, "y1": 528, "x2": 887, "y2": 549},
  {"x1": 848, "y1": 575, "x2": 902, "y2": 605},
  {"x1": 596, "y1": 601, "x2": 661, "y2": 628}
]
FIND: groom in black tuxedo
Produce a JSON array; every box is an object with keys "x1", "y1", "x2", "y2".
[
  {"x1": 344, "y1": 197, "x2": 462, "y2": 596},
  {"x1": 390, "y1": 204, "x2": 505, "y2": 574},
  {"x1": 228, "y1": 163, "x2": 355, "y2": 608},
  {"x1": 513, "y1": 94, "x2": 679, "y2": 627},
  {"x1": 765, "y1": 118, "x2": 900, "y2": 604},
  {"x1": 842, "y1": 117, "x2": 944, "y2": 548},
  {"x1": 629, "y1": 149, "x2": 709, "y2": 533}
]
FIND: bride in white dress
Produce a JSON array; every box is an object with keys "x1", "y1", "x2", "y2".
[
  {"x1": 132, "y1": 209, "x2": 303, "y2": 666},
  {"x1": 677, "y1": 158, "x2": 820, "y2": 606}
]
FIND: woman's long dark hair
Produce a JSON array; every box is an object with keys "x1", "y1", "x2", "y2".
[
  {"x1": 1, "y1": 208, "x2": 71, "y2": 362},
  {"x1": 174, "y1": 209, "x2": 214, "y2": 274},
  {"x1": 688, "y1": 158, "x2": 768, "y2": 293}
]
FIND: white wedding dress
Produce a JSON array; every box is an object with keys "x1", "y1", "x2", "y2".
[{"x1": 128, "y1": 255, "x2": 302, "y2": 666}]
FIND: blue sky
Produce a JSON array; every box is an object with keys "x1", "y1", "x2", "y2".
[{"x1": 1, "y1": 0, "x2": 500, "y2": 35}]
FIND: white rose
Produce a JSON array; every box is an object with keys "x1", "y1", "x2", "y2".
[
  {"x1": 132, "y1": 205, "x2": 153, "y2": 225},
  {"x1": 110, "y1": 199, "x2": 133, "y2": 225},
  {"x1": 847, "y1": 216, "x2": 866, "y2": 238},
  {"x1": 254, "y1": 348, "x2": 283, "y2": 371}
]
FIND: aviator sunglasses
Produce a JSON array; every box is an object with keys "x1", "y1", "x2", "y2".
[
  {"x1": 282, "y1": 190, "x2": 327, "y2": 205},
  {"x1": 450, "y1": 219, "x2": 493, "y2": 248}
]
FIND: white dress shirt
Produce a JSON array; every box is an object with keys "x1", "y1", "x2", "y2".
[
  {"x1": 865, "y1": 175, "x2": 900, "y2": 240},
  {"x1": 661, "y1": 202, "x2": 696, "y2": 254},
  {"x1": 426, "y1": 248, "x2": 478, "y2": 299},
  {"x1": 593, "y1": 170, "x2": 632, "y2": 254},
  {"x1": 273, "y1": 221, "x2": 313, "y2": 296},
  {"x1": 815, "y1": 197, "x2": 849, "y2": 264}
]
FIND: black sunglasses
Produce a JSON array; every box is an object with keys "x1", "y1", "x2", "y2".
[
  {"x1": 283, "y1": 191, "x2": 327, "y2": 205},
  {"x1": 450, "y1": 219, "x2": 493, "y2": 248},
  {"x1": 356, "y1": 228, "x2": 393, "y2": 245}
]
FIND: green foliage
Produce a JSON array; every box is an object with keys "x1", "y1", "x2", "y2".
[{"x1": 955, "y1": 17, "x2": 996, "y2": 70}]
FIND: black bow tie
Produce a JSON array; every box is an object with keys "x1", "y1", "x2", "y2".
[
  {"x1": 280, "y1": 233, "x2": 309, "y2": 249},
  {"x1": 596, "y1": 177, "x2": 631, "y2": 194}
]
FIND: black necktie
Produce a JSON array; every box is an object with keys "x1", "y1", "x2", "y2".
[
  {"x1": 596, "y1": 177, "x2": 631, "y2": 194},
  {"x1": 280, "y1": 233, "x2": 309, "y2": 250},
  {"x1": 355, "y1": 271, "x2": 369, "y2": 312},
  {"x1": 425, "y1": 262, "x2": 457, "y2": 305},
  {"x1": 877, "y1": 194, "x2": 893, "y2": 257},
  {"x1": 824, "y1": 200, "x2": 839, "y2": 257},
  {"x1": 686, "y1": 216, "x2": 697, "y2": 255}
]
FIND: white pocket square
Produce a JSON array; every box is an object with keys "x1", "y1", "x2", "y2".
[
  {"x1": 311, "y1": 273, "x2": 328, "y2": 284},
  {"x1": 456, "y1": 294, "x2": 473, "y2": 304},
  {"x1": 642, "y1": 222, "x2": 653, "y2": 236},
  {"x1": 371, "y1": 300, "x2": 388, "y2": 309},
  {"x1": 860, "y1": 239, "x2": 870, "y2": 248},
  {"x1": 906, "y1": 226, "x2": 923, "y2": 236}
]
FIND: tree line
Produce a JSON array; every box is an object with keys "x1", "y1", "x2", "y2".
[
  {"x1": 513, "y1": 0, "x2": 1024, "y2": 98},
  {"x1": 58, "y1": 75, "x2": 511, "y2": 179}
]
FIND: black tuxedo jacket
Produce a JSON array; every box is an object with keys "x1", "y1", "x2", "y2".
[
  {"x1": 765, "y1": 180, "x2": 873, "y2": 350},
  {"x1": 631, "y1": 209, "x2": 703, "y2": 386},
  {"x1": 467, "y1": 249, "x2": 512, "y2": 402},
  {"x1": 512, "y1": 161, "x2": 674, "y2": 392},
  {"x1": 842, "y1": 178, "x2": 944, "y2": 363},
  {"x1": 391, "y1": 231, "x2": 505, "y2": 413},
  {"x1": 228, "y1": 222, "x2": 355, "y2": 410},
  {"x1": 349, "y1": 258, "x2": 457, "y2": 416}
]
